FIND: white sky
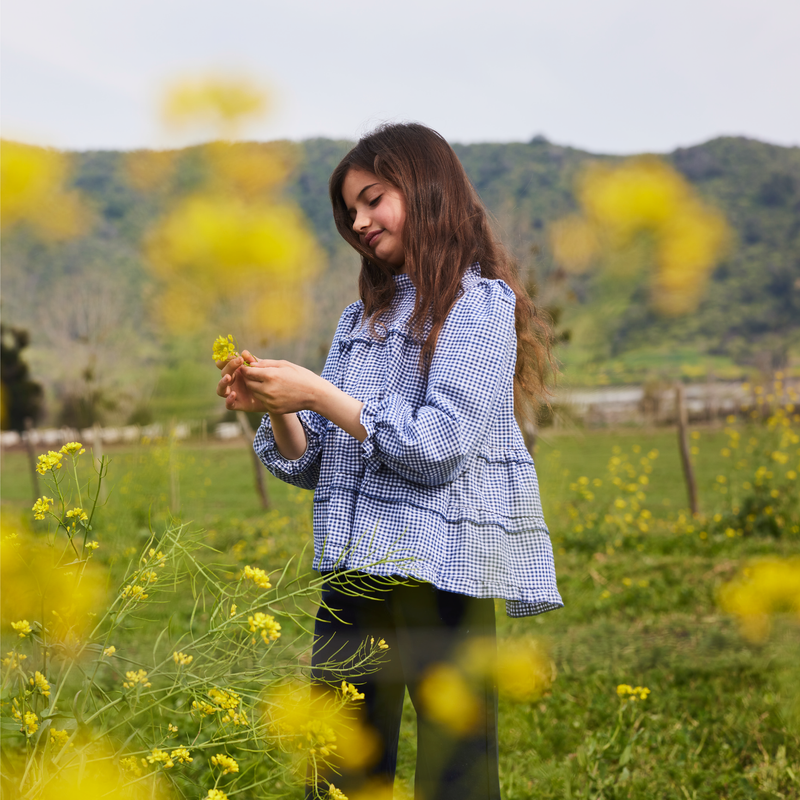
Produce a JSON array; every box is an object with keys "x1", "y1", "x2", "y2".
[{"x1": 2, "y1": 0, "x2": 799, "y2": 154}]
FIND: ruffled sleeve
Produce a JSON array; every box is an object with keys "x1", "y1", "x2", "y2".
[
  {"x1": 253, "y1": 302, "x2": 363, "y2": 490},
  {"x1": 359, "y1": 279, "x2": 517, "y2": 486}
]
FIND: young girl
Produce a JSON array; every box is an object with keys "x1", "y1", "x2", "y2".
[{"x1": 217, "y1": 123, "x2": 562, "y2": 800}]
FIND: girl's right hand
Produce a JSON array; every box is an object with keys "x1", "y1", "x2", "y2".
[{"x1": 216, "y1": 350, "x2": 266, "y2": 412}]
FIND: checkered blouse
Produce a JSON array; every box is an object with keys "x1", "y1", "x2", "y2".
[{"x1": 254, "y1": 263, "x2": 562, "y2": 617}]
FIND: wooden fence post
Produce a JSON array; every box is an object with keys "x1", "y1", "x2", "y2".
[
  {"x1": 237, "y1": 411, "x2": 269, "y2": 510},
  {"x1": 675, "y1": 383, "x2": 699, "y2": 516}
]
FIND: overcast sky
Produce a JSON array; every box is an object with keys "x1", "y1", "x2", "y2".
[{"x1": 2, "y1": 0, "x2": 799, "y2": 154}]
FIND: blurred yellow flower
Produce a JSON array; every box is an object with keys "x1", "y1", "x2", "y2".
[
  {"x1": 1, "y1": 140, "x2": 90, "y2": 240},
  {"x1": 248, "y1": 611, "x2": 282, "y2": 644},
  {"x1": 32, "y1": 496, "x2": 54, "y2": 520},
  {"x1": 340, "y1": 681, "x2": 365, "y2": 702},
  {"x1": 123, "y1": 669, "x2": 152, "y2": 689},
  {"x1": 170, "y1": 746, "x2": 192, "y2": 764},
  {"x1": 103, "y1": 645, "x2": 116, "y2": 657},
  {"x1": 243, "y1": 564, "x2": 272, "y2": 589},
  {"x1": 496, "y1": 638, "x2": 556, "y2": 702},
  {"x1": 211, "y1": 753, "x2": 239, "y2": 774},
  {"x1": 60, "y1": 442, "x2": 85, "y2": 455},
  {"x1": 205, "y1": 790, "x2": 229, "y2": 800},
  {"x1": 617, "y1": 684, "x2": 650, "y2": 701},
  {"x1": 49, "y1": 728, "x2": 70, "y2": 747},
  {"x1": 30, "y1": 670, "x2": 51, "y2": 697},
  {"x1": 327, "y1": 786, "x2": 349, "y2": 800},
  {"x1": 718, "y1": 557, "x2": 800, "y2": 642},
  {"x1": 11, "y1": 620, "x2": 31, "y2": 637},
  {"x1": 418, "y1": 664, "x2": 481, "y2": 734},
  {"x1": 173, "y1": 651, "x2": 194, "y2": 667},
  {"x1": 147, "y1": 748, "x2": 174, "y2": 768}
]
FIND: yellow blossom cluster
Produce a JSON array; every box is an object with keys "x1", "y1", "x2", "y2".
[
  {"x1": 120, "y1": 755, "x2": 145, "y2": 777},
  {"x1": 66, "y1": 507, "x2": 89, "y2": 523},
  {"x1": 211, "y1": 753, "x2": 239, "y2": 774},
  {"x1": 718, "y1": 557, "x2": 800, "y2": 642},
  {"x1": 212, "y1": 334, "x2": 238, "y2": 363},
  {"x1": 243, "y1": 564, "x2": 272, "y2": 589},
  {"x1": 328, "y1": 784, "x2": 349, "y2": 800},
  {"x1": 29, "y1": 670, "x2": 51, "y2": 697},
  {"x1": 49, "y1": 728, "x2": 70, "y2": 747},
  {"x1": 36, "y1": 451, "x2": 63, "y2": 475},
  {"x1": 103, "y1": 645, "x2": 116, "y2": 657},
  {"x1": 122, "y1": 669, "x2": 152, "y2": 689},
  {"x1": 340, "y1": 681, "x2": 365, "y2": 702},
  {"x1": 11, "y1": 620, "x2": 32, "y2": 638},
  {"x1": 12, "y1": 703, "x2": 39, "y2": 736},
  {"x1": 32, "y1": 496, "x2": 54, "y2": 520},
  {"x1": 121, "y1": 584, "x2": 148, "y2": 602},
  {"x1": 617, "y1": 684, "x2": 651, "y2": 701},
  {"x1": 173, "y1": 651, "x2": 194, "y2": 667},
  {"x1": 60, "y1": 441, "x2": 85, "y2": 455},
  {"x1": 2, "y1": 651, "x2": 27, "y2": 669},
  {"x1": 205, "y1": 790, "x2": 229, "y2": 800},
  {"x1": 248, "y1": 612, "x2": 282, "y2": 644}
]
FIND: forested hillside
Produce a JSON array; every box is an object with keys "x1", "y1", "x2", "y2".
[{"x1": 2, "y1": 135, "x2": 799, "y2": 425}]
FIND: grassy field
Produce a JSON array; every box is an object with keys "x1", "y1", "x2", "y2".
[{"x1": 2, "y1": 420, "x2": 799, "y2": 799}]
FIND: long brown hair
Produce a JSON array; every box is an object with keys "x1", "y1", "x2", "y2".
[{"x1": 329, "y1": 122, "x2": 554, "y2": 411}]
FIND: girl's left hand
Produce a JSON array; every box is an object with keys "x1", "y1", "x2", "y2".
[{"x1": 227, "y1": 358, "x2": 325, "y2": 415}]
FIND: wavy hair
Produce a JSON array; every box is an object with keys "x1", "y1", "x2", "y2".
[{"x1": 329, "y1": 122, "x2": 554, "y2": 412}]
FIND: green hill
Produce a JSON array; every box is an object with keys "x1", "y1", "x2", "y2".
[{"x1": 2, "y1": 135, "x2": 799, "y2": 423}]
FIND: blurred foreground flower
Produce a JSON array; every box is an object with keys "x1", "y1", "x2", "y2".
[
  {"x1": 0, "y1": 141, "x2": 90, "y2": 240},
  {"x1": 550, "y1": 157, "x2": 730, "y2": 315},
  {"x1": 718, "y1": 557, "x2": 800, "y2": 642}
]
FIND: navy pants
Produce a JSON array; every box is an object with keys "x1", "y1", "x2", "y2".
[{"x1": 308, "y1": 573, "x2": 503, "y2": 800}]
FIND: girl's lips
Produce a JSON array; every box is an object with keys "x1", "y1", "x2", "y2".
[{"x1": 365, "y1": 230, "x2": 382, "y2": 248}]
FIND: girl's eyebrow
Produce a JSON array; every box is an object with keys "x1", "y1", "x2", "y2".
[{"x1": 347, "y1": 183, "x2": 380, "y2": 214}]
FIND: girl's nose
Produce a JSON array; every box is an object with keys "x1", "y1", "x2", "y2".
[{"x1": 352, "y1": 209, "x2": 369, "y2": 233}]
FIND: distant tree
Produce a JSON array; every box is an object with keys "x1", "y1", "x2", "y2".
[{"x1": 0, "y1": 324, "x2": 44, "y2": 431}]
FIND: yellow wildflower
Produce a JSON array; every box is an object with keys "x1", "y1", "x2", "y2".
[
  {"x1": 248, "y1": 611, "x2": 282, "y2": 644},
  {"x1": 60, "y1": 442, "x2": 85, "y2": 455},
  {"x1": 66, "y1": 507, "x2": 89, "y2": 523},
  {"x1": 103, "y1": 645, "x2": 116, "y2": 657},
  {"x1": 36, "y1": 451, "x2": 63, "y2": 474},
  {"x1": 120, "y1": 755, "x2": 144, "y2": 777},
  {"x1": 11, "y1": 620, "x2": 32, "y2": 638},
  {"x1": 50, "y1": 728, "x2": 70, "y2": 747},
  {"x1": 140, "y1": 570, "x2": 159, "y2": 584},
  {"x1": 243, "y1": 564, "x2": 272, "y2": 589},
  {"x1": 173, "y1": 651, "x2": 194, "y2": 667},
  {"x1": 221, "y1": 708, "x2": 249, "y2": 726},
  {"x1": 205, "y1": 790, "x2": 229, "y2": 800},
  {"x1": 328, "y1": 785, "x2": 349, "y2": 800},
  {"x1": 191, "y1": 700, "x2": 217, "y2": 717},
  {"x1": 300, "y1": 718, "x2": 338, "y2": 757},
  {"x1": 212, "y1": 334, "x2": 238, "y2": 363},
  {"x1": 340, "y1": 681, "x2": 365, "y2": 702},
  {"x1": 230, "y1": 603, "x2": 237, "y2": 617},
  {"x1": 121, "y1": 584, "x2": 148, "y2": 601},
  {"x1": 147, "y1": 748, "x2": 174, "y2": 768},
  {"x1": 123, "y1": 669, "x2": 152, "y2": 689},
  {"x1": 2, "y1": 651, "x2": 27, "y2": 668},
  {"x1": 32, "y1": 496, "x2": 54, "y2": 520},
  {"x1": 616, "y1": 684, "x2": 650, "y2": 701},
  {"x1": 30, "y1": 671, "x2": 51, "y2": 697},
  {"x1": 209, "y1": 687, "x2": 240, "y2": 710},
  {"x1": 85, "y1": 541, "x2": 100, "y2": 550},
  {"x1": 170, "y1": 747, "x2": 192, "y2": 764},
  {"x1": 211, "y1": 753, "x2": 240, "y2": 774},
  {"x1": 168, "y1": 723, "x2": 179, "y2": 733},
  {"x1": 22, "y1": 711, "x2": 39, "y2": 736}
]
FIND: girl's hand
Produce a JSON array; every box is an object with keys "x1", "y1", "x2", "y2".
[{"x1": 216, "y1": 350, "x2": 268, "y2": 411}]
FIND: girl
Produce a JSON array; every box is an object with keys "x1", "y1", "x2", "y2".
[{"x1": 217, "y1": 123, "x2": 563, "y2": 800}]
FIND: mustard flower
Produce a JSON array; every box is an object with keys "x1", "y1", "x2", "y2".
[
  {"x1": 32, "y1": 496, "x2": 54, "y2": 520},
  {"x1": 30, "y1": 670, "x2": 51, "y2": 697},
  {"x1": 328, "y1": 786, "x2": 349, "y2": 800},
  {"x1": 85, "y1": 541, "x2": 100, "y2": 551},
  {"x1": 191, "y1": 700, "x2": 217, "y2": 717},
  {"x1": 36, "y1": 451, "x2": 63, "y2": 474},
  {"x1": 205, "y1": 790, "x2": 229, "y2": 800},
  {"x1": 103, "y1": 645, "x2": 116, "y2": 657},
  {"x1": 212, "y1": 334, "x2": 238, "y2": 363},
  {"x1": 120, "y1": 755, "x2": 144, "y2": 777},
  {"x1": 22, "y1": 711, "x2": 39, "y2": 736},
  {"x1": 211, "y1": 753, "x2": 240, "y2": 774},
  {"x1": 616, "y1": 684, "x2": 650, "y2": 701},
  {"x1": 168, "y1": 723, "x2": 179, "y2": 733},
  {"x1": 340, "y1": 681, "x2": 365, "y2": 702},
  {"x1": 248, "y1": 611, "x2": 282, "y2": 644},
  {"x1": 243, "y1": 564, "x2": 272, "y2": 589},
  {"x1": 209, "y1": 687, "x2": 240, "y2": 710},
  {"x1": 2, "y1": 651, "x2": 27, "y2": 668},
  {"x1": 121, "y1": 584, "x2": 148, "y2": 601},
  {"x1": 11, "y1": 620, "x2": 31, "y2": 638},
  {"x1": 147, "y1": 748, "x2": 174, "y2": 768},
  {"x1": 60, "y1": 441, "x2": 85, "y2": 455},
  {"x1": 170, "y1": 747, "x2": 192, "y2": 764},
  {"x1": 66, "y1": 507, "x2": 88, "y2": 523},
  {"x1": 173, "y1": 651, "x2": 194, "y2": 667},
  {"x1": 50, "y1": 728, "x2": 70, "y2": 747},
  {"x1": 123, "y1": 669, "x2": 152, "y2": 689}
]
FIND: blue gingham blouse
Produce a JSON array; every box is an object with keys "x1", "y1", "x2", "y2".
[{"x1": 254, "y1": 263, "x2": 562, "y2": 617}]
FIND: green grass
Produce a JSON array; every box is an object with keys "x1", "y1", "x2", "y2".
[{"x1": 2, "y1": 423, "x2": 799, "y2": 799}]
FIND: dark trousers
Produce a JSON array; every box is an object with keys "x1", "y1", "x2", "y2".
[{"x1": 308, "y1": 573, "x2": 502, "y2": 800}]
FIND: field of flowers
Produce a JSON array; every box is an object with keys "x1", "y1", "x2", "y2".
[{"x1": 2, "y1": 390, "x2": 799, "y2": 799}]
